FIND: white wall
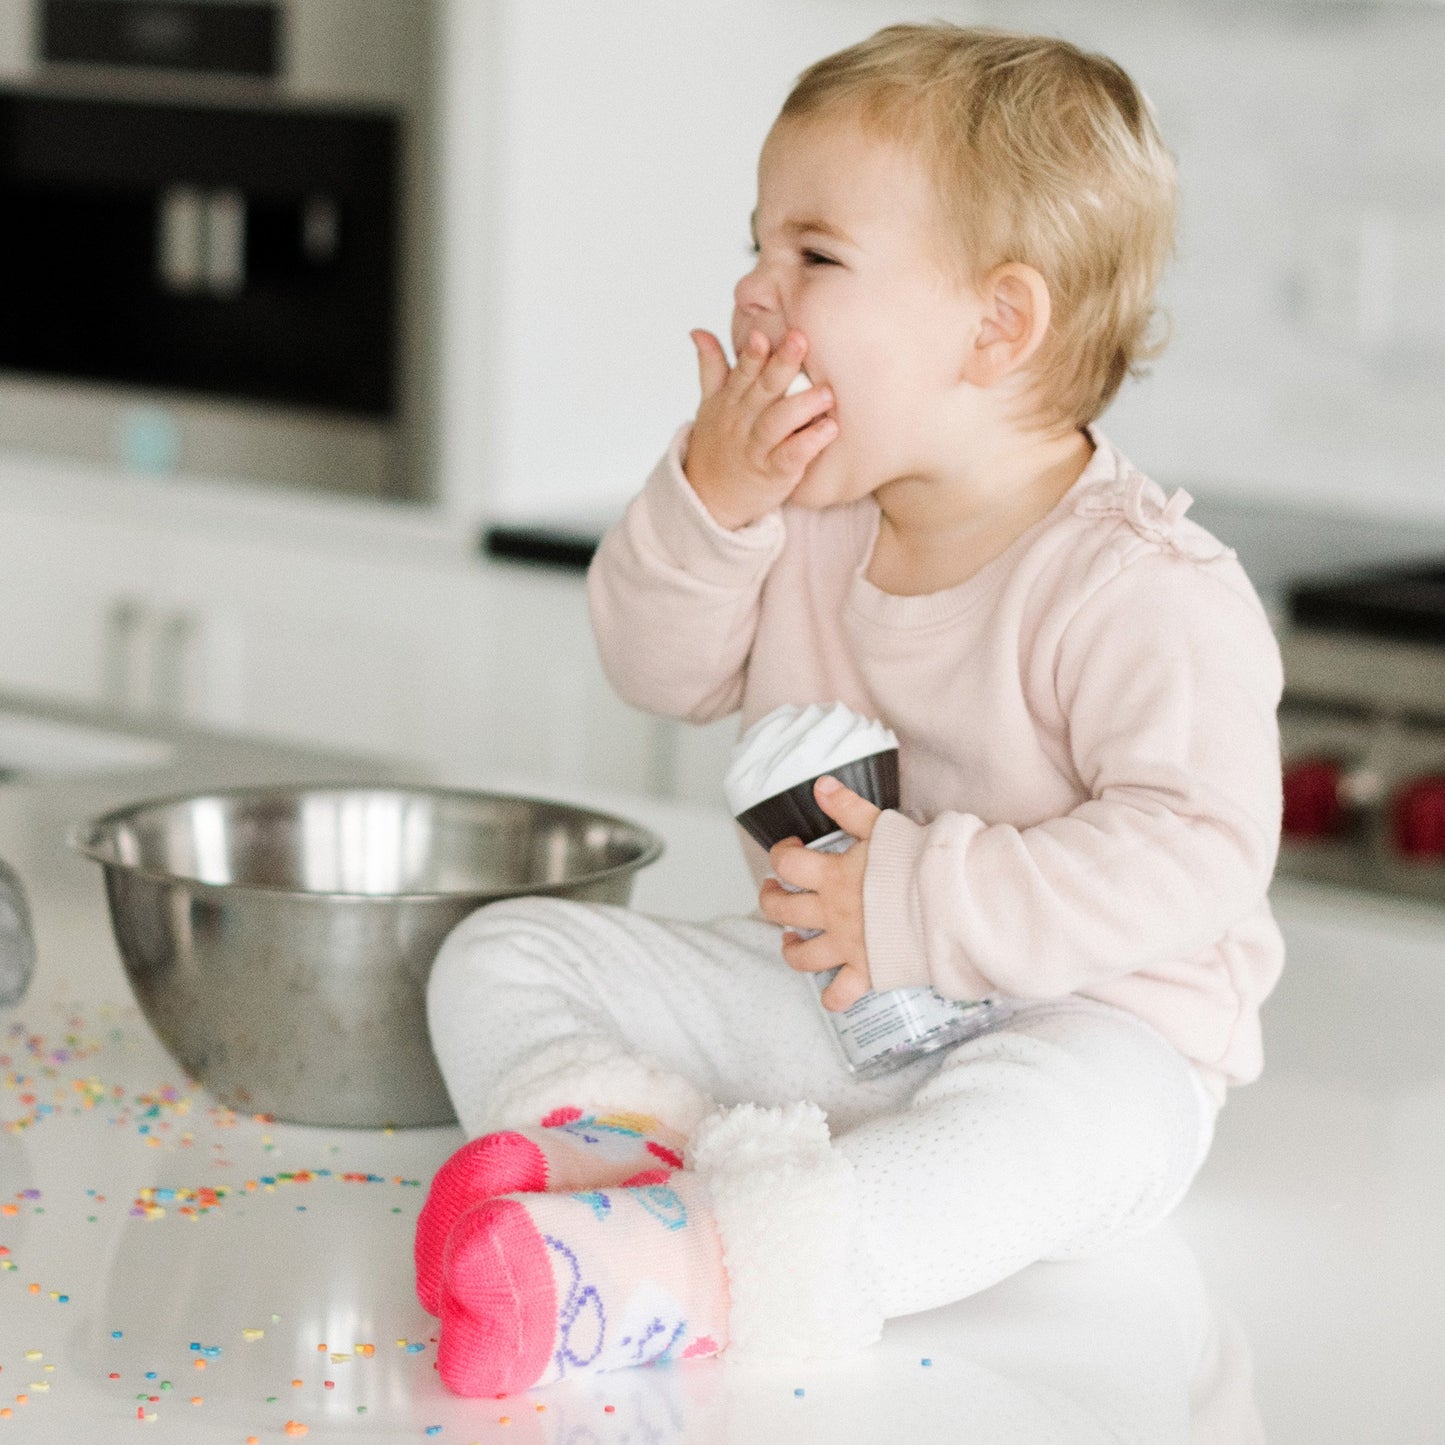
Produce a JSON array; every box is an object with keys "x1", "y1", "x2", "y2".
[
  {"x1": 436, "y1": 0, "x2": 1445, "y2": 525},
  {"x1": 983, "y1": 0, "x2": 1445, "y2": 518},
  {"x1": 436, "y1": 0, "x2": 984, "y2": 523}
]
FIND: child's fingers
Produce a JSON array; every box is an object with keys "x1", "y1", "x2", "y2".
[
  {"x1": 770, "y1": 838, "x2": 827, "y2": 891},
  {"x1": 752, "y1": 385, "x2": 834, "y2": 455},
  {"x1": 758, "y1": 877, "x2": 825, "y2": 933},
  {"x1": 779, "y1": 928, "x2": 842, "y2": 975},
  {"x1": 689, "y1": 330, "x2": 731, "y2": 400},
  {"x1": 747, "y1": 329, "x2": 809, "y2": 401},
  {"x1": 813, "y1": 775, "x2": 881, "y2": 839},
  {"x1": 725, "y1": 329, "x2": 772, "y2": 395},
  {"x1": 819, "y1": 963, "x2": 870, "y2": 1013},
  {"x1": 770, "y1": 414, "x2": 838, "y2": 477}
]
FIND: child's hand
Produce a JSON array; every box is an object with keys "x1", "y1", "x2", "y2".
[
  {"x1": 758, "y1": 775, "x2": 880, "y2": 1011},
  {"x1": 682, "y1": 328, "x2": 837, "y2": 530}
]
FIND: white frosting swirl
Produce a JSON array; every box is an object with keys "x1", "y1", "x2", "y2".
[{"x1": 724, "y1": 702, "x2": 898, "y2": 815}]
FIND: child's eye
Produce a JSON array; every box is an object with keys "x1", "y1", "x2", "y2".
[{"x1": 801, "y1": 249, "x2": 838, "y2": 267}]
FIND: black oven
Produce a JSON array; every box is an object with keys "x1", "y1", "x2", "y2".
[
  {"x1": 0, "y1": 90, "x2": 400, "y2": 417},
  {"x1": 0, "y1": 0, "x2": 436, "y2": 499}
]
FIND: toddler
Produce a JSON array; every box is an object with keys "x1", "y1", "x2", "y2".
[{"x1": 418, "y1": 22, "x2": 1283, "y2": 1397}]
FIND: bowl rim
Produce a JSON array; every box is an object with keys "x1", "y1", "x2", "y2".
[{"x1": 68, "y1": 781, "x2": 666, "y2": 901}]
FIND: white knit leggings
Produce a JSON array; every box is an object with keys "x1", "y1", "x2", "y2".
[{"x1": 426, "y1": 897, "x2": 1217, "y2": 1321}]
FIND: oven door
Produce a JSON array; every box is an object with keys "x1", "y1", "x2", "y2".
[{"x1": 0, "y1": 88, "x2": 399, "y2": 417}]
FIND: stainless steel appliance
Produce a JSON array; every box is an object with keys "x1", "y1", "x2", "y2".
[
  {"x1": 1279, "y1": 564, "x2": 1445, "y2": 902},
  {"x1": 0, "y1": 0, "x2": 438, "y2": 498}
]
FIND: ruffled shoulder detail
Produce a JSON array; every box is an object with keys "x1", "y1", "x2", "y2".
[{"x1": 1073, "y1": 471, "x2": 1234, "y2": 564}]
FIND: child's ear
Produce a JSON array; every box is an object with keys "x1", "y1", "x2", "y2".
[{"x1": 960, "y1": 263, "x2": 1051, "y2": 388}]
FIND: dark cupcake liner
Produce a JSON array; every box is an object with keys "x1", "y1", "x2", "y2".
[{"x1": 734, "y1": 748, "x2": 899, "y2": 851}]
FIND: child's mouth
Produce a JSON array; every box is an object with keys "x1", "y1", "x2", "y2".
[{"x1": 785, "y1": 369, "x2": 836, "y2": 428}]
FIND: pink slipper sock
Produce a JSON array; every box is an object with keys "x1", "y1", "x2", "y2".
[
  {"x1": 415, "y1": 1108, "x2": 687, "y2": 1315},
  {"x1": 437, "y1": 1174, "x2": 728, "y2": 1397}
]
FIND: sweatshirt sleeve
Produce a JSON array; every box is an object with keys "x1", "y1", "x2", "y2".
[
  {"x1": 586, "y1": 425, "x2": 787, "y2": 723},
  {"x1": 864, "y1": 551, "x2": 1284, "y2": 1001}
]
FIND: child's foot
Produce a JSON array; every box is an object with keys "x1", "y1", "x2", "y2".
[
  {"x1": 415, "y1": 1108, "x2": 687, "y2": 1314},
  {"x1": 436, "y1": 1175, "x2": 728, "y2": 1397}
]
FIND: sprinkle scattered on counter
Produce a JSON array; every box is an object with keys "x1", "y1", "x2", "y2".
[
  {"x1": 132, "y1": 1170, "x2": 421, "y2": 1220},
  {"x1": 1, "y1": 1009, "x2": 446, "y2": 1438}
]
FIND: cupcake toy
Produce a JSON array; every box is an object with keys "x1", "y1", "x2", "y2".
[{"x1": 726, "y1": 703, "x2": 1006, "y2": 1077}]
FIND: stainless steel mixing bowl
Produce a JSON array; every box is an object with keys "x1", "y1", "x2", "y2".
[{"x1": 72, "y1": 785, "x2": 664, "y2": 1128}]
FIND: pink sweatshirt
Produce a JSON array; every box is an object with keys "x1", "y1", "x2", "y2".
[{"x1": 588, "y1": 426, "x2": 1285, "y2": 1096}]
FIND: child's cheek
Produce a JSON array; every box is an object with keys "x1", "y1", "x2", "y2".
[{"x1": 789, "y1": 452, "x2": 858, "y2": 510}]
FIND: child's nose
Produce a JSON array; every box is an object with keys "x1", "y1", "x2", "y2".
[{"x1": 732, "y1": 267, "x2": 785, "y2": 355}]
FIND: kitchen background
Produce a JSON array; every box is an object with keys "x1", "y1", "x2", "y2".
[
  {"x1": 2, "y1": 0, "x2": 1445, "y2": 855},
  {"x1": 4, "y1": 12, "x2": 1443, "y2": 1439},
  {"x1": 469, "y1": 0, "x2": 1445, "y2": 525}
]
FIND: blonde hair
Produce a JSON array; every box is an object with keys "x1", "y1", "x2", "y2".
[{"x1": 778, "y1": 23, "x2": 1177, "y2": 430}]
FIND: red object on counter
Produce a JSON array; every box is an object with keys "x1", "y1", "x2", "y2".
[
  {"x1": 1282, "y1": 757, "x2": 1347, "y2": 840},
  {"x1": 1391, "y1": 776, "x2": 1445, "y2": 859}
]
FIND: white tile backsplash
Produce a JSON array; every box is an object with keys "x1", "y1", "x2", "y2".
[{"x1": 975, "y1": 1, "x2": 1445, "y2": 512}]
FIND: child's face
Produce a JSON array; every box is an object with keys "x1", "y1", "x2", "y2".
[{"x1": 734, "y1": 112, "x2": 985, "y2": 507}]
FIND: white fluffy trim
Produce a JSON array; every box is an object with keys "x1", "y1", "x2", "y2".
[
  {"x1": 473, "y1": 1035, "x2": 714, "y2": 1138},
  {"x1": 688, "y1": 1101, "x2": 883, "y2": 1358}
]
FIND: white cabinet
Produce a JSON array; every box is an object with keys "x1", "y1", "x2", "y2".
[
  {"x1": 0, "y1": 458, "x2": 743, "y2": 802},
  {"x1": 0, "y1": 478, "x2": 488, "y2": 774},
  {"x1": 0, "y1": 504, "x2": 163, "y2": 707},
  {"x1": 472, "y1": 560, "x2": 660, "y2": 792},
  {"x1": 155, "y1": 527, "x2": 487, "y2": 767},
  {"x1": 470, "y1": 558, "x2": 742, "y2": 807},
  {"x1": 0, "y1": 467, "x2": 716, "y2": 798}
]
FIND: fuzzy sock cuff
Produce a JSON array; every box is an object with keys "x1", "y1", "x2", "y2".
[
  {"x1": 688, "y1": 1101, "x2": 884, "y2": 1359},
  {"x1": 473, "y1": 1036, "x2": 714, "y2": 1141}
]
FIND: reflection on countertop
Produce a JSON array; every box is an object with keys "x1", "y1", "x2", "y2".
[
  {"x1": 2, "y1": 980, "x2": 1258, "y2": 1443},
  {"x1": 1, "y1": 689, "x2": 1443, "y2": 1440}
]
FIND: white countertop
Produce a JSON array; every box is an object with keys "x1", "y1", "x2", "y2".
[{"x1": 1, "y1": 696, "x2": 1442, "y2": 1443}]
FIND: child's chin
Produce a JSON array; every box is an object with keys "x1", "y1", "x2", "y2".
[{"x1": 789, "y1": 465, "x2": 868, "y2": 510}]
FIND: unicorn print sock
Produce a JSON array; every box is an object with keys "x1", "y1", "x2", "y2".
[
  {"x1": 436, "y1": 1174, "x2": 729, "y2": 1397},
  {"x1": 415, "y1": 1108, "x2": 687, "y2": 1315}
]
